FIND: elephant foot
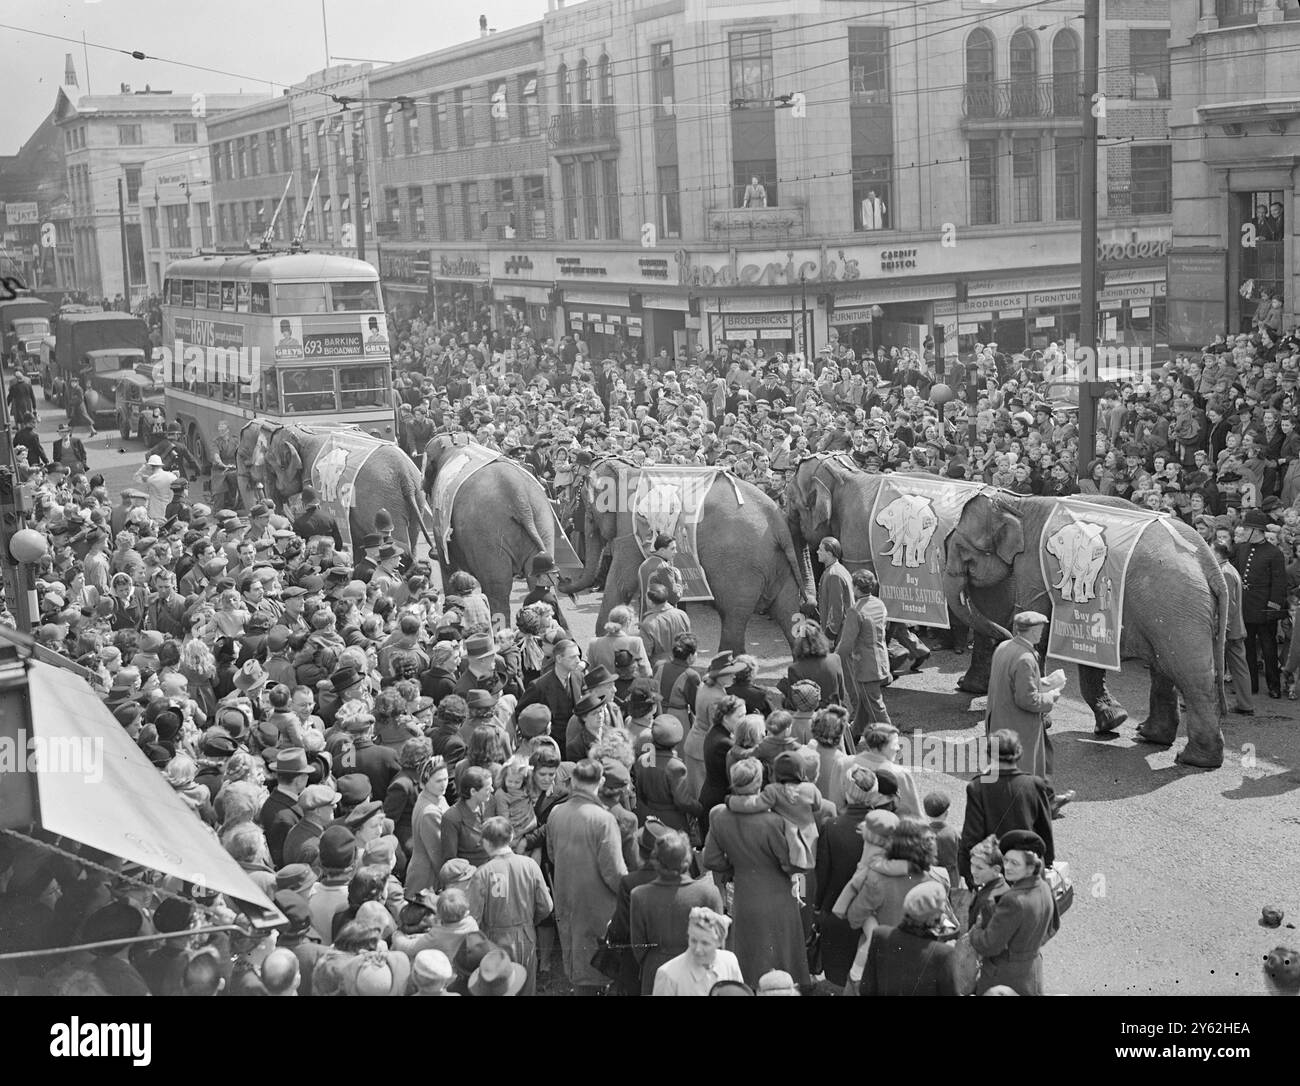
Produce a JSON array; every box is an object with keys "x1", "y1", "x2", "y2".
[
  {"x1": 1174, "y1": 736, "x2": 1225, "y2": 770},
  {"x1": 956, "y1": 675, "x2": 988, "y2": 696},
  {"x1": 1134, "y1": 720, "x2": 1177, "y2": 747},
  {"x1": 1093, "y1": 702, "x2": 1129, "y2": 736}
]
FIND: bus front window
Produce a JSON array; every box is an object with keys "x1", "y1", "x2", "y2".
[
  {"x1": 282, "y1": 369, "x2": 338, "y2": 413},
  {"x1": 273, "y1": 282, "x2": 329, "y2": 313},
  {"x1": 256, "y1": 368, "x2": 280, "y2": 414},
  {"x1": 329, "y1": 281, "x2": 382, "y2": 312},
  {"x1": 339, "y1": 364, "x2": 389, "y2": 409}
]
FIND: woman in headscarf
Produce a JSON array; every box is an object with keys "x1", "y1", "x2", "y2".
[
  {"x1": 513, "y1": 602, "x2": 554, "y2": 688},
  {"x1": 780, "y1": 617, "x2": 850, "y2": 711},
  {"x1": 164, "y1": 753, "x2": 217, "y2": 828},
  {"x1": 968, "y1": 829, "x2": 1059, "y2": 995},
  {"x1": 858, "y1": 881, "x2": 960, "y2": 996},
  {"x1": 703, "y1": 758, "x2": 811, "y2": 989},
  {"x1": 650, "y1": 907, "x2": 744, "y2": 997},
  {"x1": 809, "y1": 706, "x2": 853, "y2": 811},
  {"x1": 587, "y1": 605, "x2": 651, "y2": 679}
]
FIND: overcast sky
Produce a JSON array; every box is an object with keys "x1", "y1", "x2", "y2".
[{"x1": 2, "y1": 0, "x2": 551, "y2": 153}]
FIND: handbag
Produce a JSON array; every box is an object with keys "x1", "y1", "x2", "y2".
[
  {"x1": 589, "y1": 929, "x2": 622, "y2": 981},
  {"x1": 951, "y1": 933, "x2": 980, "y2": 996},
  {"x1": 1046, "y1": 862, "x2": 1074, "y2": 917}
]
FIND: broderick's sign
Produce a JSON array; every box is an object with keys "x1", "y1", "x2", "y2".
[
  {"x1": 676, "y1": 248, "x2": 863, "y2": 287},
  {"x1": 1097, "y1": 238, "x2": 1171, "y2": 262}
]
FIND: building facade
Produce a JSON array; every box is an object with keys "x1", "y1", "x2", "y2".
[
  {"x1": 53, "y1": 85, "x2": 267, "y2": 302},
  {"x1": 1168, "y1": 0, "x2": 1300, "y2": 348},
  {"x1": 140, "y1": 152, "x2": 214, "y2": 294}
]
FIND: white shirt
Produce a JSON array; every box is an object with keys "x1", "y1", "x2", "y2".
[
  {"x1": 134, "y1": 466, "x2": 178, "y2": 519},
  {"x1": 861, "y1": 196, "x2": 887, "y2": 230},
  {"x1": 651, "y1": 949, "x2": 744, "y2": 996}
]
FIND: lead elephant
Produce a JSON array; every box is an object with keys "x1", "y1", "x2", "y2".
[
  {"x1": 562, "y1": 459, "x2": 812, "y2": 653},
  {"x1": 944, "y1": 490, "x2": 1227, "y2": 769},
  {"x1": 423, "y1": 434, "x2": 570, "y2": 625},
  {"x1": 236, "y1": 419, "x2": 434, "y2": 555}
]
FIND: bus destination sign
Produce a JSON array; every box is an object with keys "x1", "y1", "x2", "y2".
[{"x1": 304, "y1": 332, "x2": 364, "y2": 358}]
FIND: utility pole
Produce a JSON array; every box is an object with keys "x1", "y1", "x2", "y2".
[
  {"x1": 0, "y1": 371, "x2": 36, "y2": 633},
  {"x1": 118, "y1": 178, "x2": 132, "y2": 306},
  {"x1": 1076, "y1": 0, "x2": 1101, "y2": 476},
  {"x1": 352, "y1": 121, "x2": 366, "y2": 263}
]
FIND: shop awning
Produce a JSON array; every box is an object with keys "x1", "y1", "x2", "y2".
[{"x1": 5, "y1": 657, "x2": 275, "y2": 918}]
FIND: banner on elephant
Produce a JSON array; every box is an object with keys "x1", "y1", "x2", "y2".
[
  {"x1": 1039, "y1": 498, "x2": 1160, "y2": 671},
  {"x1": 867, "y1": 476, "x2": 985, "y2": 629},
  {"x1": 619, "y1": 467, "x2": 741, "y2": 603},
  {"x1": 310, "y1": 430, "x2": 386, "y2": 554}
]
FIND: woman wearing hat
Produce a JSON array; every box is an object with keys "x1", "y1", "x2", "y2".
[
  {"x1": 650, "y1": 907, "x2": 743, "y2": 997},
  {"x1": 967, "y1": 829, "x2": 1058, "y2": 995},
  {"x1": 702, "y1": 758, "x2": 811, "y2": 989},
  {"x1": 685, "y1": 652, "x2": 742, "y2": 802},
  {"x1": 857, "y1": 881, "x2": 960, "y2": 996},
  {"x1": 782, "y1": 617, "x2": 850, "y2": 713}
]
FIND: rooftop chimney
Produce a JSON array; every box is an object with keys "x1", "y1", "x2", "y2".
[
  {"x1": 120, "y1": 82, "x2": 131, "y2": 94},
  {"x1": 480, "y1": 14, "x2": 488, "y2": 37},
  {"x1": 64, "y1": 53, "x2": 78, "y2": 88}
]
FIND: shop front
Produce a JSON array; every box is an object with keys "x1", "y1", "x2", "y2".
[
  {"x1": 829, "y1": 281, "x2": 956, "y2": 364},
  {"x1": 377, "y1": 247, "x2": 431, "y2": 318},
  {"x1": 563, "y1": 292, "x2": 641, "y2": 359},
  {"x1": 1096, "y1": 226, "x2": 1170, "y2": 356},
  {"x1": 431, "y1": 250, "x2": 491, "y2": 327}
]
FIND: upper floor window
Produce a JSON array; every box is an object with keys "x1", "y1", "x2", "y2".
[
  {"x1": 173, "y1": 123, "x2": 197, "y2": 143},
  {"x1": 652, "y1": 43, "x2": 675, "y2": 117},
  {"x1": 576, "y1": 59, "x2": 592, "y2": 109},
  {"x1": 404, "y1": 103, "x2": 419, "y2": 154},
  {"x1": 519, "y1": 74, "x2": 540, "y2": 136},
  {"x1": 1130, "y1": 30, "x2": 1170, "y2": 99},
  {"x1": 118, "y1": 124, "x2": 142, "y2": 145},
  {"x1": 1217, "y1": 1, "x2": 1266, "y2": 26},
  {"x1": 490, "y1": 81, "x2": 509, "y2": 142},
  {"x1": 729, "y1": 30, "x2": 773, "y2": 105},
  {"x1": 1052, "y1": 30, "x2": 1081, "y2": 116},
  {"x1": 849, "y1": 27, "x2": 890, "y2": 104},
  {"x1": 597, "y1": 54, "x2": 614, "y2": 105},
  {"x1": 556, "y1": 64, "x2": 571, "y2": 115},
  {"x1": 381, "y1": 105, "x2": 397, "y2": 157}
]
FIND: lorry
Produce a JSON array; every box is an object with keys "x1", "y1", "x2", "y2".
[
  {"x1": 41, "y1": 311, "x2": 152, "y2": 410},
  {"x1": 0, "y1": 297, "x2": 55, "y2": 377}
]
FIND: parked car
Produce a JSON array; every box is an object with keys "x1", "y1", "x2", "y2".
[{"x1": 113, "y1": 370, "x2": 165, "y2": 442}]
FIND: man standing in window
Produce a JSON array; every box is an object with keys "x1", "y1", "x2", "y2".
[
  {"x1": 742, "y1": 176, "x2": 767, "y2": 209},
  {"x1": 1263, "y1": 201, "x2": 1286, "y2": 242},
  {"x1": 861, "y1": 188, "x2": 887, "y2": 231}
]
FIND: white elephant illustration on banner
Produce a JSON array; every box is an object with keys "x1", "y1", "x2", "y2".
[
  {"x1": 636, "y1": 483, "x2": 683, "y2": 543},
  {"x1": 314, "y1": 447, "x2": 351, "y2": 505},
  {"x1": 875, "y1": 494, "x2": 939, "y2": 568},
  {"x1": 1046, "y1": 520, "x2": 1108, "y2": 603}
]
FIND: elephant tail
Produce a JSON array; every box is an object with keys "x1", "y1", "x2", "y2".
[
  {"x1": 775, "y1": 521, "x2": 813, "y2": 609},
  {"x1": 400, "y1": 466, "x2": 440, "y2": 557},
  {"x1": 512, "y1": 495, "x2": 550, "y2": 575}
]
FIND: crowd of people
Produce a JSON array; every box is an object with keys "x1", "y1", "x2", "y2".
[{"x1": 0, "y1": 297, "x2": 1295, "y2": 997}]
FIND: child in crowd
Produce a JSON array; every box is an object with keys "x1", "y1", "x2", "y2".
[
  {"x1": 729, "y1": 751, "x2": 823, "y2": 897},
  {"x1": 924, "y1": 791, "x2": 961, "y2": 892},
  {"x1": 966, "y1": 834, "x2": 1009, "y2": 932}
]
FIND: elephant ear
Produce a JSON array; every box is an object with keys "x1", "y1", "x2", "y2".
[
  {"x1": 994, "y1": 509, "x2": 1027, "y2": 565},
  {"x1": 810, "y1": 475, "x2": 834, "y2": 535}
]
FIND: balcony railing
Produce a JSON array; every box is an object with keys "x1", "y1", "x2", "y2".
[
  {"x1": 548, "y1": 106, "x2": 618, "y2": 150},
  {"x1": 962, "y1": 76, "x2": 1082, "y2": 120}
]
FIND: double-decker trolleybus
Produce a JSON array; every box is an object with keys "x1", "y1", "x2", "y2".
[{"x1": 160, "y1": 250, "x2": 396, "y2": 470}]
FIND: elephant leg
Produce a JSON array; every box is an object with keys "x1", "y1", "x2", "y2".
[
  {"x1": 957, "y1": 634, "x2": 994, "y2": 694},
  {"x1": 1135, "y1": 670, "x2": 1182, "y2": 747},
  {"x1": 716, "y1": 607, "x2": 752, "y2": 656},
  {"x1": 1168, "y1": 660, "x2": 1226, "y2": 770},
  {"x1": 597, "y1": 540, "x2": 640, "y2": 630},
  {"x1": 1077, "y1": 664, "x2": 1128, "y2": 735}
]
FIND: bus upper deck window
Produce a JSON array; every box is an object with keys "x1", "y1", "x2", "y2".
[
  {"x1": 274, "y1": 282, "x2": 329, "y2": 313},
  {"x1": 329, "y1": 281, "x2": 381, "y2": 311},
  {"x1": 250, "y1": 283, "x2": 270, "y2": 314},
  {"x1": 181, "y1": 280, "x2": 195, "y2": 306}
]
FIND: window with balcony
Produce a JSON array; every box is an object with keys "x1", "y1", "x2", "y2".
[
  {"x1": 1013, "y1": 139, "x2": 1041, "y2": 222},
  {"x1": 602, "y1": 160, "x2": 620, "y2": 239},
  {"x1": 1240, "y1": 189, "x2": 1286, "y2": 309},
  {"x1": 969, "y1": 139, "x2": 999, "y2": 225},
  {"x1": 174, "y1": 123, "x2": 197, "y2": 144},
  {"x1": 1009, "y1": 29, "x2": 1039, "y2": 117},
  {"x1": 1130, "y1": 30, "x2": 1170, "y2": 99},
  {"x1": 652, "y1": 43, "x2": 675, "y2": 117},
  {"x1": 734, "y1": 161, "x2": 777, "y2": 209},
  {"x1": 409, "y1": 186, "x2": 425, "y2": 236},
  {"x1": 405, "y1": 103, "x2": 419, "y2": 154},
  {"x1": 436, "y1": 185, "x2": 451, "y2": 239},
  {"x1": 461, "y1": 181, "x2": 479, "y2": 238},
  {"x1": 525, "y1": 175, "x2": 547, "y2": 239},
  {"x1": 965, "y1": 28, "x2": 996, "y2": 118},
  {"x1": 729, "y1": 30, "x2": 774, "y2": 105},
  {"x1": 1055, "y1": 139, "x2": 1080, "y2": 220},
  {"x1": 556, "y1": 64, "x2": 570, "y2": 119},
  {"x1": 658, "y1": 165, "x2": 681, "y2": 238},
  {"x1": 455, "y1": 86, "x2": 474, "y2": 146},
  {"x1": 853, "y1": 155, "x2": 892, "y2": 230},
  {"x1": 849, "y1": 27, "x2": 890, "y2": 104},
  {"x1": 561, "y1": 162, "x2": 579, "y2": 239},
  {"x1": 1131, "y1": 145, "x2": 1172, "y2": 214},
  {"x1": 576, "y1": 59, "x2": 592, "y2": 116},
  {"x1": 124, "y1": 165, "x2": 143, "y2": 204},
  {"x1": 519, "y1": 74, "x2": 540, "y2": 136},
  {"x1": 598, "y1": 55, "x2": 614, "y2": 105},
  {"x1": 118, "y1": 124, "x2": 142, "y2": 146},
  {"x1": 1052, "y1": 30, "x2": 1081, "y2": 116},
  {"x1": 490, "y1": 81, "x2": 509, "y2": 142},
  {"x1": 1216, "y1": 1, "x2": 1266, "y2": 26}
]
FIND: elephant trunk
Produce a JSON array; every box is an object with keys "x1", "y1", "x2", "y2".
[
  {"x1": 557, "y1": 519, "x2": 606, "y2": 594},
  {"x1": 785, "y1": 513, "x2": 818, "y2": 602},
  {"x1": 944, "y1": 567, "x2": 1011, "y2": 643}
]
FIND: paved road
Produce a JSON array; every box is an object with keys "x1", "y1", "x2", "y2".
[{"x1": 40, "y1": 405, "x2": 1300, "y2": 995}]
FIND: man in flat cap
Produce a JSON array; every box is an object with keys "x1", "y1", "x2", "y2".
[{"x1": 985, "y1": 611, "x2": 1074, "y2": 816}]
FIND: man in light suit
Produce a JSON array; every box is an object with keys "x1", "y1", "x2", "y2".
[
  {"x1": 985, "y1": 611, "x2": 1074, "y2": 816},
  {"x1": 835, "y1": 569, "x2": 893, "y2": 741},
  {"x1": 816, "y1": 536, "x2": 854, "y2": 643}
]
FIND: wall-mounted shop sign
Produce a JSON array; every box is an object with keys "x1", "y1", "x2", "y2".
[
  {"x1": 557, "y1": 255, "x2": 608, "y2": 278},
  {"x1": 676, "y1": 248, "x2": 862, "y2": 288}
]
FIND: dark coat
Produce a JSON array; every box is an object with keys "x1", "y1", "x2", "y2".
[
  {"x1": 258, "y1": 788, "x2": 302, "y2": 869},
  {"x1": 780, "y1": 654, "x2": 850, "y2": 710},
  {"x1": 352, "y1": 738, "x2": 402, "y2": 803},
  {"x1": 697, "y1": 722, "x2": 734, "y2": 832},
  {"x1": 968, "y1": 875, "x2": 1058, "y2": 995},
  {"x1": 630, "y1": 747, "x2": 698, "y2": 832},
  {"x1": 703, "y1": 804, "x2": 810, "y2": 987},
  {"x1": 958, "y1": 767, "x2": 1055, "y2": 884},
  {"x1": 515, "y1": 666, "x2": 581, "y2": 742},
  {"x1": 629, "y1": 873, "x2": 725, "y2": 995},
  {"x1": 858, "y1": 923, "x2": 959, "y2": 996},
  {"x1": 1234, "y1": 540, "x2": 1288, "y2": 624},
  {"x1": 814, "y1": 804, "x2": 871, "y2": 986},
  {"x1": 605, "y1": 866, "x2": 658, "y2": 996}
]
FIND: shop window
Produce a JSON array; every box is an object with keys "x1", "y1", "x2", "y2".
[
  {"x1": 1055, "y1": 139, "x2": 1079, "y2": 220},
  {"x1": 969, "y1": 139, "x2": 999, "y2": 225},
  {"x1": 1130, "y1": 30, "x2": 1170, "y2": 99},
  {"x1": 853, "y1": 155, "x2": 892, "y2": 230},
  {"x1": 735, "y1": 161, "x2": 777, "y2": 208},
  {"x1": 658, "y1": 165, "x2": 681, "y2": 238},
  {"x1": 849, "y1": 27, "x2": 889, "y2": 104},
  {"x1": 1130, "y1": 145, "x2": 1171, "y2": 214},
  {"x1": 1012, "y1": 138, "x2": 1041, "y2": 222}
]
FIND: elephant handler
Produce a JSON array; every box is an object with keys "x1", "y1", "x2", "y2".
[
  {"x1": 835, "y1": 569, "x2": 893, "y2": 740},
  {"x1": 638, "y1": 534, "x2": 685, "y2": 617},
  {"x1": 1233, "y1": 509, "x2": 1288, "y2": 700},
  {"x1": 986, "y1": 612, "x2": 1074, "y2": 817},
  {"x1": 1214, "y1": 541, "x2": 1255, "y2": 716}
]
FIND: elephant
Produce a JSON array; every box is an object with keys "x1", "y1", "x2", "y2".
[
  {"x1": 422, "y1": 434, "x2": 570, "y2": 625},
  {"x1": 876, "y1": 494, "x2": 938, "y2": 569},
  {"x1": 561, "y1": 458, "x2": 813, "y2": 654},
  {"x1": 236, "y1": 419, "x2": 435, "y2": 556},
  {"x1": 1045, "y1": 521, "x2": 1106, "y2": 603},
  {"x1": 944, "y1": 490, "x2": 1227, "y2": 769}
]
